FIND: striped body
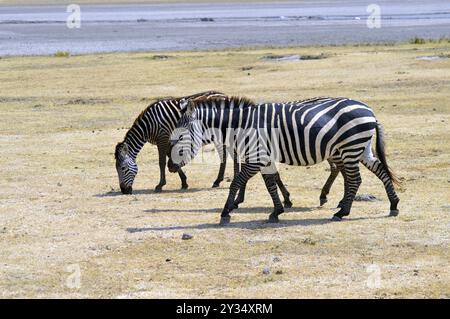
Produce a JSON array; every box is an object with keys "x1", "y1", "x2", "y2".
[{"x1": 170, "y1": 96, "x2": 400, "y2": 223}]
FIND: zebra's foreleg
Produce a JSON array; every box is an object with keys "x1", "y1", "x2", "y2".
[
  {"x1": 212, "y1": 144, "x2": 227, "y2": 188},
  {"x1": 332, "y1": 161, "x2": 362, "y2": 221},
  {"x1": 233, "y1": 180, "x2": 247, "y2": 209},
  {"x1": 262, "y1": 173, "x2": 285, "y2": 223},
  {"x1": 220, "y1": 164, "x2": 259, "y2": 225},
  {"x1": 233, "y1": 150, "x2": 240, "y2": 178},
  {"x1": 155, "y1": 144, "x2": 168, "y2": 192},
  {"x1": 275, "y1": 172, "x2": 292, "y2": 208},
  {"x1": 319, "y1": 160, "x2": 341, "y2": 206},
  {"x1": 177, "y1": 169, "x2": 189, "y2": 190}
]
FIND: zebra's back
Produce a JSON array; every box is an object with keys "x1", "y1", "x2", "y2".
[{"x1": 247, "y1": 98, "x2": 377, "y2": 166}]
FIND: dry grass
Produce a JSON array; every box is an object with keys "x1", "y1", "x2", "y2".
[{"x1": 0, "y1": 43, "x2": 449, "y2": 298}]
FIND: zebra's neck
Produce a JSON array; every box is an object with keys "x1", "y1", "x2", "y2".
[
  {"x1": 123, "y1": 99, "x2": 182, "y2": 160},
  {"x1": 123, "y1": 129, "x2": 146, "y2": 160}
]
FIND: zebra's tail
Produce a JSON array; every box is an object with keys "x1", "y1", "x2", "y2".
[{"x1": 375, "y1": 121, "x2": 402, "y2": 187}]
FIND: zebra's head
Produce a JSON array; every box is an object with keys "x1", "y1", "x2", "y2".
[
  {"x1": 115, "y1": 142, "x2": 138, "y2": 194},
  {"x1": 168, "y1": 98, "x2": 203, "y2": 173}
]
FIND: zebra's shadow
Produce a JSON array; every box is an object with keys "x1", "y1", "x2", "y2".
[
  {"x1": 94, "y1": 187, "x2": 213, "y2": 197},
  {"x1": 143, "y1": 206, "x2": 317, "y2": 214},
  {"x1": 127, "y1": 215, "x2": 390, "y2": 232}
]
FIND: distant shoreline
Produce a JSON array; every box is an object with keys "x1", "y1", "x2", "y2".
[{"x1": 1, "y1": 1, "x2": 449, "y2": 56}]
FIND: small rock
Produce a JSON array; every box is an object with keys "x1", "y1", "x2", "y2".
[
  {"x1": 165, "y1": 258, "x2": 172, "y2": 262},
  {"x1": 275, "y1": 270, "x2": 283, "y2": 275},
  {"x1": 302, "y1": 237, "x2": 316, "y2": 245},
  {"x1": 262, "y1": 267, "x2": 270, "y2": 275},
  {"x1": 354, "y1": 194, "x2": 379, "y2": 202},
  {"x1": 182, "y1": 233, "x2": 193, "y2": 240},
  {"x1": 273, "y1": 257, "x2": 281, "y2": 263},
  {"x1": 57, "y1": 182, "x2": 62, "y2": 187}
]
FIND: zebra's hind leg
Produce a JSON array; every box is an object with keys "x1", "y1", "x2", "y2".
[
  {"x1": 319, "y1": 160, "x2": 341, "y2": 206},
  {"x1": 361, "y1": 155, "x2": 400, "y2": 217},
  {"x1": 262, "y1": 173, "x2": 285, "y2": 223},
  {"x1": 220, "y1": 164, "x2": 259, "y2": 225},
  {"x1": 275, "y1": 172, "x2": 292, "y2": 208},
  {"x1": 332, "y1": 160, "x2": 362, "y2": 221}
]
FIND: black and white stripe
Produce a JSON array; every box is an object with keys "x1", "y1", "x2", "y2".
[
  {"x1": 169, "y1": 96, "x2": 400, "y2": 223},
  {"x1": 115, "y1": 91, "x2": 230, "y2": 194}
]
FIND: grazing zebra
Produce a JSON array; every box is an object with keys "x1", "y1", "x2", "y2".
[
  {"x1": 168, "y1": 96, "x2": 400, "y2": 224},
  {"x1": 115, "y1": 91, "x2": 231, "y2": 194},
  {"x1": 115, "y1": 91, "x2": 294, "y2": 207}
]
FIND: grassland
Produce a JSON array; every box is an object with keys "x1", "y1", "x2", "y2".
[{"x1": 0, "y1": 43, "x2": 449, "y2": 298}]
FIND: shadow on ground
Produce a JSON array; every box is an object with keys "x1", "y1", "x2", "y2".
[
  {"x1": 143, "y1": 206, "x2": 318, "y2": 214},
  {"x1": 127, "y1": 215, "x2": 391, "y2": 232},
  {"x1": 94, "y1": 187, "x2": 214, "y2": 197}
]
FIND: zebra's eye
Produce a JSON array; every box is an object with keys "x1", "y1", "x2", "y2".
[{"x1": 121, "y1": 166, "x2": 126, "y2": 171}]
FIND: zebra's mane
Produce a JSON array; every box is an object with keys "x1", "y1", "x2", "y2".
[
  {"x1": 120, "y1": 91, "x2": 226, "y2": 151},
  {"x1": 122, "y1": 98, "x2": 174, "y2": 143},
  {"x1": 192, "y1": 96, "x2": 256, "y2": 110}
]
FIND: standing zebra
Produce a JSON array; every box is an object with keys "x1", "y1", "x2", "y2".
[
  {"x1": 115, "y1": 91, "x2": 230, "y2": 194},
  {"x1": 168, "y1": 96, "x2": 400, "y2": 224}
]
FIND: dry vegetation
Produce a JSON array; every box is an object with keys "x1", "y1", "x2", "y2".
[{"x1": 0, "y1": 43, "x2": 449, "y2": 298}]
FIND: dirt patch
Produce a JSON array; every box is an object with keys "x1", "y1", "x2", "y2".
[{"x1": 261, "y1": 53, "x2": 327, "y2": 61}]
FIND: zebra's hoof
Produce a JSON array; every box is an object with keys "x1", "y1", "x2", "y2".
[
  {"x1": 154, "y1": 186, "x2": 163, "y2": 193},
  {"x1": 389, "y1": 210, "x2": 399, "y2": 217},
  {"x1": 331, "y1": 214, "x2": 343, "y2": 221},
  {"x1": 181, "y1": 184, "x2": 189, "y2": 190},
  {"x1": 284, "y1": 201, "x2": 293, "y2": 208},
  {"x1": 319, "y1": 197, "x2": 327, "y2": 206},
  {"x1": 232, "y1": 202, "x2": 240, "y2": 210},
  {"x1": 219, "y1": 216, "x2": 231, "y2": 225},
  {"x1": 212, "y1": 181, "x2": 221, "y2": 188},
  {"x1": 268, "y1": 214, "x2": 279, "y2": 223}
]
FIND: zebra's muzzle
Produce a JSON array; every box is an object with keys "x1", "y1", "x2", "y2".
[
  {"x1": 167, "y1": 158, "x2": 181, "y2": 173},
  {"x1": 120, "y1": 184, "x2": 133, "y2": 195}
]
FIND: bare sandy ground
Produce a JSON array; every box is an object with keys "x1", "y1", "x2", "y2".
[{"x1": 0, "y1": 43, "x2": 449, "y2": 298}]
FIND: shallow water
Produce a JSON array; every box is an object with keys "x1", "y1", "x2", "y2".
[{"x1": 0, "y1": 0, "x2": 449, "y2": 56}]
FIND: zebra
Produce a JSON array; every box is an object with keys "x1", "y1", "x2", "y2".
[
  {"x1": 168, "y1": 96, "x2": 401, "y2": 224},
  {"x1": 115, "y1": 91, "x2": 231, "y2": 194},
  {"x1": 115, "y1": 91, "x2": 292, "y2": 203}
]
